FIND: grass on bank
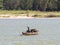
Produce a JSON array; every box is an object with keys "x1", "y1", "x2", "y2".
[{"x1": 0, "y1": 10, "x2": 60, "y2": 17}]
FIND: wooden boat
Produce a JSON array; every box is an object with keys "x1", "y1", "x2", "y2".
[
  {"x1": 22, "y1": 26, "x2": 38, "y2": 35},
  {"x1": 22, "y1": 32, "x2": 38, "y2": 35}
]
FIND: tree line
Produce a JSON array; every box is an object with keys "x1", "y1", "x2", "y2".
[{"x1": 0, "y1": 0, "x2": 60, "y2": 11}]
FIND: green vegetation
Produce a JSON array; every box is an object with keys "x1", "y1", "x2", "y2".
[
  {"x1": 0, "y1": 0, "x2": 60, "y2": 18},
  {"x1": 0, "y1": 0, "x2": 3, "y2": 9},
  {"x1": 0, "y1": 0, "x2": 60, "y2": 11},
  {"x1": 0, "y1": 10, "x2": 27, "y2": 14},
  {"x1": 0, "y1": 10, "x2": 60, "y2": 17}
]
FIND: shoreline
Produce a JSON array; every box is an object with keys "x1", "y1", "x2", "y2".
[
  {"x1": 0, "y1": 17, "x2": 60, "y2": 19},
  {"x1": 0, "y1": 14, "x2": 60, "y2": 19}
]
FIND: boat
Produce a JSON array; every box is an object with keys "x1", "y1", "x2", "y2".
[
  {"x1": 22, "y1": 32, "x2": 38, "y2": 35},
  {"x1": 22, "y1": 27, "x2": 38, "y2": 35}
]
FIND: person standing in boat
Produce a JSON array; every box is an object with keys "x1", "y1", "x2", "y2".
[{"x1": 27, "y1": 26, "x2": 31, "y2": 32}]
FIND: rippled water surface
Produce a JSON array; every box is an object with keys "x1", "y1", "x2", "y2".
[{"x1": 0, "y1": 19, "x2": 60, "y2": 45}]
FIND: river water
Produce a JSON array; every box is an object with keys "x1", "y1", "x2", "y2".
[{"x1": 0, "y1": 18, "x2": 60, "y2": 45}]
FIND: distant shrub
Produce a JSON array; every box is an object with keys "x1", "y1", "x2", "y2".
[
  {"x1": 32, "y1": 14, "x2": 41, "y2": 17},
  {"x1": 46, "y1": 15, "x2": 56, "y2": 17},
  {"x1": 45, "y1": 14, "x2": 60, "y2": 17},
  {"x1": 32, "y1": 14, "x2": 38, "y2": 17}
]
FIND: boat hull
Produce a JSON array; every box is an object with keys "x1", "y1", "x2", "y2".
[{"x1": 22, "y1": 32, "x2": 38, "y2": 35}]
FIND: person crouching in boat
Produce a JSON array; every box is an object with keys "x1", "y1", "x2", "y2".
[{"x1": 31, "y1": 29, "x2": 38, "y2": 32}]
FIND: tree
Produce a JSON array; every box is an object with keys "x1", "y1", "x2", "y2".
[
  {"x1": 3, "y1": 0, "x2": 20, "y2": 10},
  {"x1": 57, "y1": 0, "x2": 60, "y2": 10},
  {"x1": 0, "y1": 0, "x2": 3, "y2": 9},
  {"x1": 32, "y1": 0, "x2": 42, "y2": 10},
  {"x1": 2, "y1": 0, "x2": 60, "y2": 11},
  {"x1": 20, "y1": 0, "x2": 33, "y2": 10},
  {"x1": 47, "y1": 0, "x2": 58, "y2": 11}
]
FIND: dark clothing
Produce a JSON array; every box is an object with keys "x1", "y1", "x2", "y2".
[
  {"x1": 27, "y1": 27, "x2": 30, "y2": 32},
  {"x1": 27, "y1": 30, "x2": 30, "y2": 32},
  {"x1": 26, "y1": 27, "x2": 38, "y2": 32},
  {"x1": 31, "y1": 29, "x2": 37, "y2": 32}
]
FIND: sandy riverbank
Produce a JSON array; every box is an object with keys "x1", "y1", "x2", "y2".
[
  {"x1": 0, "y1": 14, "x2": 60, "y2": 19},
  {"x1": 0, "y1": 14, "x2": 34, "y2": 19}
]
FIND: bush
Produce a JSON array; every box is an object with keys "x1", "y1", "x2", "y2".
[
  {"x1": 32, "y1": 14, "x2": 38, "y2": 17},
  {"x1": 46, "y1": 14, "x2": 60, "y2": 17}
]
